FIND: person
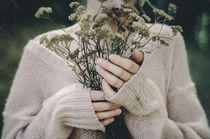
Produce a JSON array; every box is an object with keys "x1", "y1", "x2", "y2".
[{"x1": 2, "y1": 0, "x2": 210, "y2": 138}]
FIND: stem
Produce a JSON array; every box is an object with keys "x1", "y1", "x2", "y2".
[
  {"x1": 141, "y1": 35, "x2": 172, "y2": 48},
  {"x1": 45, "y1": 17, "x2": 81, "y2": 46},
  {"x1": 145, "y1": 0, "x2": 158, "y2": 10}
]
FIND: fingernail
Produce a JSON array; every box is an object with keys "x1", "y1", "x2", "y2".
[
  {"x1": 96, "y1": 58, "x2": 102, "y2": 64},
  {"x1": 117, "y1": 109, "x2": 122, "y2": 114},
  {"x1": 110, "y1": 118, "x2": 115, "y2": 122},
  {"x1": 109, "y1": 54, "x2": 117, "y2": 60}
]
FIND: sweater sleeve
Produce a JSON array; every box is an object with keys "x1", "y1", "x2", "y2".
[
  {"x1": 1, "y1": 40, "x2": 104, "y2": 139},
  {"x1": 107, "y1": 33, "x2": 210, "y2": 139}
]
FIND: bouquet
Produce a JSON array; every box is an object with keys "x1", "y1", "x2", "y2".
[{"x1": 35, "y1": 0, "x2": 182, "y2": 138}]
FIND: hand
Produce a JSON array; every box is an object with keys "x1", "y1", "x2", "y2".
[
  {"x1": 96, "y1": 49, "x2": 144, "y2": 99},
  {"x1": 89, "y1": 90, "x2": 122, "y2": 126}
]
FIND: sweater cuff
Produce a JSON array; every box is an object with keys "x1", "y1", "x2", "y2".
[
  {"x1": 45, "y1": 84, "x2": 105, "y2": 138},
  {"x1": 107, "y1": 70, "x2": 152, "y2": 115}
]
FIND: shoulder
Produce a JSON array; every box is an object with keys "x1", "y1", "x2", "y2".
[
  {"x1": 33, "y1": 23, "x2": 80, "y2": 44},
  {"x1": 149, "y1": 24, "x2": 185, "y2": 51},
  {"x1": 144, "y1": 23, "x2": 184, "y2": 51},
  {"x1": 149, "y1": 23, "x2": 184, "y2": 43},
  {"x1": 30, "y1": 23, "x2": 81, "y2": 60},
  {"x1": 141, "y1": 23, "x2": 186, "y2": 73},
  {"x1": 147, "y1": 23, "x2": 175, "y2": 38},
  {"x1": 22, "y1": 23, "x2": 81, "y2": 73}
]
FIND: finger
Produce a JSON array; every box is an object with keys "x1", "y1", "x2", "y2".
[
  {"x1": 100, "y1": 118, "x2": 115, "y2": 126},
  {"x1": 102, "y1": 79, "x2": 116, "y2": 99},
  {"x1": 109, "y1": 54, "x2": 140, "y2": 74},
  {"x1": 96, "y1": 58, "x2": 132, "y2": 81},
  {"x1": 132, "y1": 49, "x2": 144, "y2": 65},
  {"x1": 90, "y1": 90, "x2": 106, "y2": 101},
  {"x1": 96, "y1": 65, "x2": 124, "y2": 89},
  {"x1": 93, "y1": 102, "x2": 121, "y2": 112},
  {"x1": 96, "y1": 108, "x2": 122, "y2": 120}
]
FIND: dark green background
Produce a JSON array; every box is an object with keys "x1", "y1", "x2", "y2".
[{"x1": 0, "y1": 0, "x2": 210, "y2": 136}]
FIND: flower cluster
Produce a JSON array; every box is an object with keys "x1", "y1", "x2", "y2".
[
  {"x1": 68, "y1": 2, "x2": 86, "y2": 21},
  {"x1": 153, "y1": 9, "x2": 172, "y2": 21},
  {"x1": 35, "y1": 7, "x2": 52, "y2": 19},
  {"x1": 168, "y1": 3, "x2": 177, "y2": 14},
  {"x1": 69, "y1": 1, "x2": 80, "y2": 8},
  {"x1": 171, "y1": 25, "x2": 183, "y2": 35}
]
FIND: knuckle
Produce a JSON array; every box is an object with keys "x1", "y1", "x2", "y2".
[
  {"x1": 114, "y1": 109, "x2": 122, "y2": 115},
  {"x1": 116, "y1": 104, "x2": 122, "y2": 108},
  {"x1": 105, "y1": 112, "x2": 111, "y2": 118},
  {"x1": 127, "y1": 62, "x2": 134, "y2": 70},
  {"x1": 101, "y1": 59, "x2": 112, "y2": 70},
  {"x1": 117, "y1": 69, "x2": 125, "y2": 77},
  {"x1": 117, "y1": 56, "x2": 123, "y2": 63},
  {"x1": 106, "y1": 103, "x2": 113, "y2": 109},
  {"x1": 114, "y1": 110, "x2": 118, "y2": 115},
  {"x1": 110, "y1": 102, "x2": 118, "y2": 109}
]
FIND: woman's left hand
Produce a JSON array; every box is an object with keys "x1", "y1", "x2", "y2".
[{"x1": 96, "y1": 49, "x2": 144, "y2": 99}]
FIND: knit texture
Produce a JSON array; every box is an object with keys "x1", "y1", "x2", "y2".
[{"x1": 2, "y1": 23, "x2": 210, "y2": 139}]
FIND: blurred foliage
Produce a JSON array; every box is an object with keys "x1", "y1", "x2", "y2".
[{"x1": 0, "y1": 0, "x2": 210, "y2": 136}]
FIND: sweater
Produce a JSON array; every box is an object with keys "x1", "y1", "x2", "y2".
[{"x1": 1, "y1": 23, "x2": 210, "y2": 139}]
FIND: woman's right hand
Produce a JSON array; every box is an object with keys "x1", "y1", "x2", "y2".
[{"x1": 90, "y1": 90, "x2": 122, "y2": 126}]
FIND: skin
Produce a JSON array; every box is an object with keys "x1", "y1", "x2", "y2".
[{"x1": 90, "y1": 49, "x2": 144, "y2": 126}]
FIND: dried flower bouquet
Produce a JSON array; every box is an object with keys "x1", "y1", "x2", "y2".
[{"x1": 35, "y1": 0, "x2": 183, "y2": 138}]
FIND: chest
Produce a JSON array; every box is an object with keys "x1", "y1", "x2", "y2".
[{"x1": 140, "y1": 46, "x2": 173, "y2": 104}]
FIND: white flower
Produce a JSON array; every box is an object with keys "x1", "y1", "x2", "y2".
[
  {"x1": 153, "y1": 9, "x2": 171, "y2": 21},
  {"x1": 132, "y1": 20, "x2": 148, "y2": 33},
  {"x1": 68, "y1": 13, "x2": 77, "y2": 21},
  {"x1": 115, "y1": 33, "x2": 124, "y2": 40},
  {"x1": 95, "y1": 14, "x2": 108, "y2": 24},
  {"x1": 80, "y1": 12, "x2": 94, "y2": 30},
  {"x1": 96, "y1": 25, "x2": 113, "y2": 39},
  {"x1": 69, "y1": 2, "x2": 80, "y2": 8},
  {"x1": 35, "y1": 7, "x2": 52, "y2": 18}
]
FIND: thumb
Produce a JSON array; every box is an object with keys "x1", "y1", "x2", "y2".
[{"x1": 132, "y1": 49, "x2": 144, "y2": 65}]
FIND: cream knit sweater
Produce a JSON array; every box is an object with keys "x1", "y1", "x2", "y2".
[{"x1": 2, "y1": 23, "x2": 210, "y2": 139}]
